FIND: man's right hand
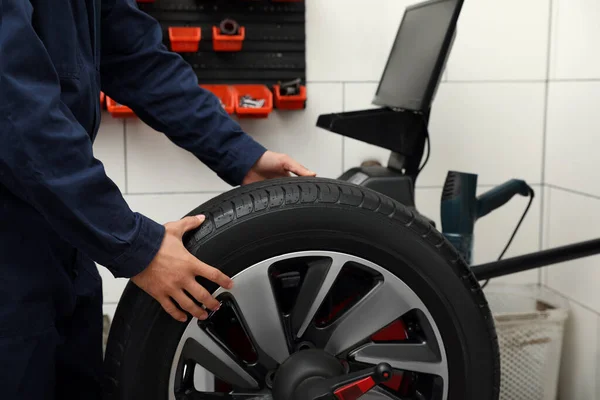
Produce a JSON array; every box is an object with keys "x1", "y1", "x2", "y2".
[{"x1": 131, "y1": 215, "x2": 233, "y2": 322}]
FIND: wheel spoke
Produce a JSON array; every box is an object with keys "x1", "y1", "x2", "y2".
[
  {"x1": 351, "y1": 342, "x2": 446, "y2": 377},
  {"x1": 360, "y1": 387, "x2": 402, "y2": 400},
  {"x1": 291, "y1": 256, "x2": 344, "y2": 338},
  {"x1": 178, "y1": 321, "x2": 259, "y2": 390},
  {"x1": 321, "y1": 280, "x2": 415, "y2": 356},
  {"x1": 217, "y1": 263, "x2": 290, "y2": 364}
]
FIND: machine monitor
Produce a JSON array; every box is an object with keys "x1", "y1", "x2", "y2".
[{"x1": 372, "y1": 0, "x2": 462, "y2": 111}]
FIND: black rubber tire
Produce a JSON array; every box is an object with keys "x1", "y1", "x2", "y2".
[{"x1": 102, "y1": 177, "x2": 500, "y2": 400}]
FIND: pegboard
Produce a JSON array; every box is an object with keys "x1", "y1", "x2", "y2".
[{"x1": 137, "y1": 0, "x2": 306, "y2": 86}]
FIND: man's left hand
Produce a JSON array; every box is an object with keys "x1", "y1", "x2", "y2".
[{"x1": 243, "y1": 151, "x2": 316, "y2": 185}]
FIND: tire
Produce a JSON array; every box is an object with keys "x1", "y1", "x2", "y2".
[{"x1": 103, "y1": 177, "x2": 500, "y2": 400}]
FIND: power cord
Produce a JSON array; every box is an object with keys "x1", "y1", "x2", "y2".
[
  {"x1": 416, "y1": 129, "x2": 431, "y2": 178},
  {"x1": 480, "y1": 187, "x2": 536, "y2": 290}
]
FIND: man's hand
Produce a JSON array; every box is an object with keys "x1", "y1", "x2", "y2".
[
  {"x1": 131, "y1": 215, "x2": 233, "y2": 322},
  {"x1": 243, "y1": 150, "x2": 316, "y2": 185}
]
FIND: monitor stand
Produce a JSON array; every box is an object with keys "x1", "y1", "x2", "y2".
[{"x1": 317, "y1": 107, "x2": 430, "y2": 213}]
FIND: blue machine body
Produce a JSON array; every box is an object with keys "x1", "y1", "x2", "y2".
[{"x1": 440, "y1": 171, "x2": 532, "y2": 264}]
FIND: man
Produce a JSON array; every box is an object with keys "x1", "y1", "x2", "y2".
[{"x1": 0, "y1": 0, "x2": 315, "y2": 399}]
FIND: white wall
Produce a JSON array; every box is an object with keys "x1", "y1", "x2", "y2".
[
  {"x1": 542, "y1": 0, "x2": 600, "y2": 398},
  {"x1": 97, "y1": 0, "x2": 600, "y2": 396}
]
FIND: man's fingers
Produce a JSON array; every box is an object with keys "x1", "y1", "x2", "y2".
[
  {"x1": 173, "y1": 291, "x2": 209, "y2": 321},
  {"x1": 186, "y1": 281, "x2": 221, "y2": 311},
  {"x1": 176, "y1": 215, "x2": 206, "y2": 236},
  {"x1": 283, "y1": 157, "x2": 316, "y2": 177},
  {"x1": 159, "y1": 297, "x2": 188, "y2": 323},
  {"x1": 195, "y1": 259, "x2": 234, "y2": 290}
]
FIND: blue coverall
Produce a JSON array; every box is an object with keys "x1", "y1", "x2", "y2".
[{"x1": 0, "y1": 0, "x2": 267, "y2": 398}]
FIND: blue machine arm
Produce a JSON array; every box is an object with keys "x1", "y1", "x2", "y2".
[{"x1": 477, "y1": 180, "x2": 533, "y2": 219}]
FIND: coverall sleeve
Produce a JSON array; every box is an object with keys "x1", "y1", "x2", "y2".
[
  {"x1": 0, "y1": 0, "x2": 166, "y2": 279},
  {"x1": 100, "y1": 0, "x2": 267, "y2": 186}
]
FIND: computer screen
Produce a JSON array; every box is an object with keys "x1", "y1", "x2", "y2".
[{"x1": 372, "y1": 0, "x2": 461, "y2": 111}]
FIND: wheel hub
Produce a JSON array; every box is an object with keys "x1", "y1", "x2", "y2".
[{"x1": 272, "y1": 349, "x2": 345, "y2": 400}]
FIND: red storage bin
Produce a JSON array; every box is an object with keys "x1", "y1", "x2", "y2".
[
  {"x1": 106, "y1": 97, "x2": 135, "y2": 118},
  {"x1": 212, "y1": 26, "x2": 245, "y2": 52},
  {"x1": 169, "y1": 27, "x2": 201, "y2": 53},
  {"x1": 273, "y1": 84, "x2": 307, "y2": 110},
  {"x1": 201, "y1": 85, "x2": 237, "y2": 115},
  {"x1": 232, "y1": 85, "x2": 273, "y2": 118}
]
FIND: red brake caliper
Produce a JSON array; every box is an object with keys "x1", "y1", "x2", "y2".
[{"x1": 370, "y1": 320, "x2": 409, "y2": 391}]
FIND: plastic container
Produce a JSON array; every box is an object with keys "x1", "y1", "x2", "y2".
[
  {"x1": 100, "y1": 92, "x2": 105, "y2": 109},
  {"x1": 213, "y1": 26, "x2": 245, "y2": 52},
  {"x1": 273, "y1": 84, "x2": 307, "y2": 110},
  {"x1": 201, "y1": 85, "x2": 237, "y2": 115},
  {"x1": 484, "y1": 283, "x2": 569, "y2": 400},
  {"x1": 232, "y1": 85, "x2": 273, "y2": 118},
  {"x1": 106, "y1": 97, "x2": 135, "y2": 118},
  {"x1": 169, "y1": 27, "x2": 201, "y2": 53}
]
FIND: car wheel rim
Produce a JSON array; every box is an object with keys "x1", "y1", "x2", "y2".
[{"x1": 168, "y1": 251, "x2": 449, "y2": 400}]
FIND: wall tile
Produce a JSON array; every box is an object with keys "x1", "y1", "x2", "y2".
[
  {"x1": 546, "y1": 82, "x2": 600, "y2": 197},
  {"x1": 342, "y1": 83, "x2": 392, "y2": 171},
  {"x1": 93, "y1": 113, "x2": 126, "y2": 192},
  {"x1": 446, "y1": 0, "x2": 550, "y2": 81},
  {"x1": 421, "y1": 82, "x2": 545, "y2": 187},
  {"x1": 125, "y1": 118, "x2": 231, "y2": 194},
  {"x1": 556, "y1": 300, "x2": 598, "y2": 399},
  {"x1": 416, "y1": 186, "x2": 541, "y2": 285},
  {"x1": 237, "y1": 84, "x2": 344, "y2": 180},
  {"x1": 99, "y1": 193, "x2": 218, "y2": 303},
  {"x1": 126, "y1": 84, "x2": 343, "y2": 193},
  {"x1": 306, "y1": 0, "x2": 416, "y2": 82},
  {"x1": 550, "y1": 0, "x2": 600, "y2": 80},
  {"x1": 546, "y1": 188, "x2": 600, "y2": 313}
]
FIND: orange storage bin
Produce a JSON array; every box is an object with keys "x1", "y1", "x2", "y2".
[
  {"x1": 212, "y1": 26, "x2": 245, "y2": 52},
  {"x1": 232, "y1": 85, "x2": 273, "y2": 118},
  {"x1": 273, "y1": 84, "x2": 307, "y2": 110},
  {"x1": 100, "y1": 92, "x2": 105, "y2": 109},
  {"x1": 106, "y1": 97, "x2": 135, "y2": 118},
  {"x1": 169, "y1": 27, "x2": 201, "y2": 53},
  {"x1": 201, "y1": 85, "x2": 237, "y2": 115}
]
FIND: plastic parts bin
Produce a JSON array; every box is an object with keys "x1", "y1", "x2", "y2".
[
  {"x1": 169, "y1": 27, "x2": 201, "y2": 53},
  {"x1": 201, "y1": 85, "x2": 237, "y2": 115},
  {"x1": 273, "y1": 84, "x2": 307, "y2": 110},
  {"x1": 106, "y1": 97, "x2": 135, "y2": 118},
  {"x1": 232, "y1": 85, "x2": 273, "y2": 118},
  {"x1": 212, "y1": 26, "x2": 246, "y2": 52}
]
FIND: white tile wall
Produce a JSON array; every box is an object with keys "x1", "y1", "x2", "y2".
[
  {"x1": 423, "y1": 82, "x2": 545, "y2": 187},
  {"x1": 545, "y1": 188, "x2": 600, "y2": 311},
  {"x1": 556, "y1": 300, "x2": 599, "y2": 400},
  {"x1": 546, "y1": 82, "x2": 600, "y2": 197},
  {"x1": 306, "y1": 0, "x2": 417, "y2": 82},
  {"x1": 549, "y1": 0, "x2": 600, "y2": 80},
  {"x1": 543, "y1": 0, "x2": 600, "y2": 391},
  {"x1": 446, "y1": 0, "x2": 551, "y2": 81}
]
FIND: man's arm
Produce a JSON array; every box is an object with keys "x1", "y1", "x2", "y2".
[
  {"x1": 0, "y1": 0, "x2": 165, "y2": 279},
  {"x1": 100, "y1": 0, "x2": 267, "y2": 186}
]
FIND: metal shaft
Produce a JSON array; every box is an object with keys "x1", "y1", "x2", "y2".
[{"x1": 471, "y1": 238, "x2": 600, "y2": 281}]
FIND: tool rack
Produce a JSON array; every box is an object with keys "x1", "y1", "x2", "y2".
[{"x1": 103, "y1": 0, "x2": 307, "y2": 119}]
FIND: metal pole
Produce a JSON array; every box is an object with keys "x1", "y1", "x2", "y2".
[{"x1": 471, "y1": 238, "x2": 600, "y2": 281}]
